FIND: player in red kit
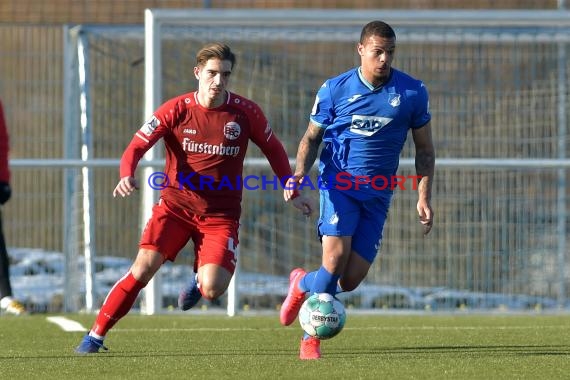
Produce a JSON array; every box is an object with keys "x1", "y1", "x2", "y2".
[
  {"x1": 75, "y1": 42, "x2": 313, "y2": 354},
  {"x1": 0, "y1": 99, "x2": 27, "y2": 316}
]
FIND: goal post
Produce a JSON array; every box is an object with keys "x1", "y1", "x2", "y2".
[{"x1": 139, "y1": 9, "x2": 163, "y2": 316}]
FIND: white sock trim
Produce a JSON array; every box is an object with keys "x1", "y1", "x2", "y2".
[{"x1": 89, "y1": 331, "x2": 105, "y2": 341}]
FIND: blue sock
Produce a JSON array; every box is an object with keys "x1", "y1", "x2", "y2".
[
  {"x1": 300, "y1": 270, "x2": 345, "y2": 294},
  {"x1": 188, "y1": 272, "x2": 199, "y2": 291},
  {"x1": 310, "y1": 266, "x2": 340, "y2": 296},
  {"x1": 299, "y1": 271, "x2": 316, "y2": 292}
]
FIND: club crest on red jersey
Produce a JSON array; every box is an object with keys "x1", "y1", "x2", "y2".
[{"x1": 224, "y1": 122, "x2": 241, "y2": 140}]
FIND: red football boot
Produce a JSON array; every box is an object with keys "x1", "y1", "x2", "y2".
[
  {"x1": 299, "y1": 337, "x2": 321, "y2": 360},
  {"x1": 279, "y1": 268, "x2": 307, "y2": 326}
]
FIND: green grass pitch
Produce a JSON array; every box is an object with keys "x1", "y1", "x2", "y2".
[{"x1": 0, "y1": 313, "x2": 569, "y2": 379}]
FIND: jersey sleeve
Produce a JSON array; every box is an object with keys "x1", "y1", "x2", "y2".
[
  {"x1": 0, "y1": 100, "x2": 10, "y2": 183},
  {"x1": 119, "y1": 99, "x2": 178, "y2": 178},
  {"x1": 410, "y1": 81, "x2": 431, "y2": 129},
  {"x1": 309, "y1": 80, "x2": 334, "y2": 129},
  {"x1": 248, "y1": 103, "x2": 293, "y2": 182}
]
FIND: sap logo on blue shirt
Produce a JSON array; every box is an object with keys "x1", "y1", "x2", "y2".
[{"x1": 349, "y1": 115, "x2": 392, "y2": 136}]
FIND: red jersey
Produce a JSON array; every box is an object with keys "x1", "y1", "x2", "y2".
[
  {"x1": 0, "y1": 100, "x2": 9, "y2": 183},
  {"x1": 119, "y1": 91, "x2": 292, "y2": 219}
]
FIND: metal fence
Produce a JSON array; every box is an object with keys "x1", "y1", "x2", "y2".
[{"x1": 2, "y1": 9, "x2": 569, "y2": 313}]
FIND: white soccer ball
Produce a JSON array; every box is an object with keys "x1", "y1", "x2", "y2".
[{"x1": 298, "y1": 292, "x2": 346, "y2": 340}]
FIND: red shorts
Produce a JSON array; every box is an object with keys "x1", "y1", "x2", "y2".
[{"x1": 140, "y1": 198, "x2": 239, "y2": 274}]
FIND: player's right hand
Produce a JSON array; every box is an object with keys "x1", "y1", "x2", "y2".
[
  {"x1": 113, "y1": 176, "x2": 139, "y2": 198},
  {"x1": 283, "y1": 174, "x2": 305, "y2": 202}
]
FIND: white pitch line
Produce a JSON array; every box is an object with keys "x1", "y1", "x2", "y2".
[
  {"x1": 46, "y1": 316, "x2": 87, "y2": 332},
  {"x1": 109, "y1": 324, "x2": 570, "y2": 333}
]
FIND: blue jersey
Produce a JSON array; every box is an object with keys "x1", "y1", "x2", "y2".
[{"x1": 310, "y1": 67, "x2": 430, "y2": 198}]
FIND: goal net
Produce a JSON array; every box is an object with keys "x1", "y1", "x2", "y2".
[{"x1": 64, "y1": 9, "x2": 570, "y2": 314}]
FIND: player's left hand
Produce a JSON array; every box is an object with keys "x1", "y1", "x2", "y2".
[{"x1": 417, "y1": 200, "x2": 433, "y2": 235}]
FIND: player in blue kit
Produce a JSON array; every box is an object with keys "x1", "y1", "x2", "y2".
[{"x1": 281, "y1": 20, "x2": 435, "y2": 360}]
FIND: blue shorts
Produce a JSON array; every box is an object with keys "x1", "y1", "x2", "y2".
[{"x1": 317, "y1": 188, "x2": 391, "y2": 263}]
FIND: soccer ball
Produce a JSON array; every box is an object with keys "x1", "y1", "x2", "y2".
[{"x1": 299, "y1": 292, "x2": 346, "y2": 340}]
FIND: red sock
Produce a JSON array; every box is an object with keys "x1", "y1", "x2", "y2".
[{"x1": 91, "y1": 271, "x2": 145, "y2": 337}]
